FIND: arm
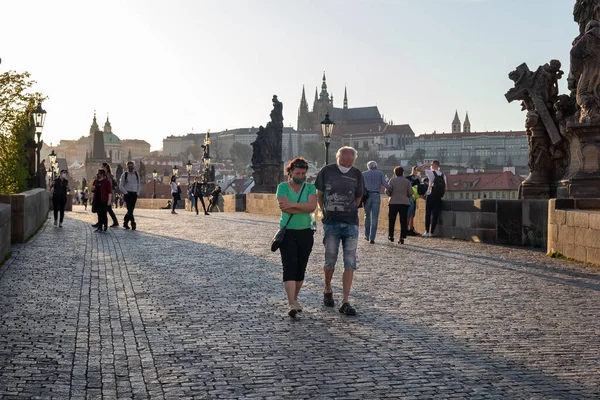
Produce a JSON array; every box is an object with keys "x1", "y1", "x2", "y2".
[
  {"x1": 416, "y1": 163, "x2": 430, "y2": 173},
  {"x1": 136, "y1": 174, "x2": 140, "y2": 193},
  {"x1": 381, "y1": 172, "x2": 391, "y2": 191},
  {"x1": 317, "y1": 190, "x2": 324, "y2": 212},
  {"x1": 118, "y1": 175, "x2": 126, "y2": 194},
  {"x1": 385, "y1": 179, "x2": 393, "y2": 196},
  {"x1": 355, "y1": 174, "x2": 365, "y2": 206}
]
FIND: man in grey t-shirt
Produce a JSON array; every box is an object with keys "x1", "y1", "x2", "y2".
[{"x1": 315, "y1": 146, "x2": 364, "y2": 316}]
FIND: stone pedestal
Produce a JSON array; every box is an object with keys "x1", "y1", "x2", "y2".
[
  {"x1": 520, "y1": 126, "x2": 552, "y2": 199},
  {"x1": 557, "y1": 123, "x2": 600, "y2": 198},
  {"x1": 251, "y1": 163, "x2": 283, "y2": 194}
]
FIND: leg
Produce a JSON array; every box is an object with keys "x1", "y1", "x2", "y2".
[
  {"x1": 408, "y1": 198, "x2": 415, "y2": 231},
  {"x1": 295, "y1": 229, "x2": 314, "y2": 300},
  {"x1": 129, "y1": 193, "x2": 137, "y2": 224},
  {"x1": 425, "y1": 195, "x2": 433, "y2": 233},
  {"x1": 369, "y1": 193, "x2": 381, "y2": 241},
  {"x1": 108, "y1": 205, "x2": 118, "y2": 225},
  {"x1": 363, "y1": 196, "x2": 372, "y2": 240},
  {"x1": 198, "y1": 195, "x2": 208, "y2": 214},
  {"x1": 123, "y1": 193, "x2": 131, "y2": 225},
  {"x1": 280, "y1": 230, "x2": 299, "y2": 305},
  {"x1": 59, "y1": 198, "x2": 66, "y2": 223},
  {"x1": 193, "y1": 196, "x2": 199, "y2": 214},
  {"x1": 399, "y1": 204, "x2": 409, "y2": 239},
  {"x1": 53, "y1": 197, "x2": 59, "y2": 222},
  {"x1": 340, "y1": 224, "x2": 359, "y2": 304},
  {"x1": 431, "y1": 196, "x2": 442, "y2": 235},
  {"x1": 172, "y1": 196, "x2": 177, "y2": 212},
  {"x1": 323, "y1": 223, "x2": 341, "y2": 293},
  {"x1": 388, "y1": 204, "x2": 398, "y2": 240}
]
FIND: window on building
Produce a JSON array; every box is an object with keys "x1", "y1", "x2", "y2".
[
  {"x1": 460, "y1": 193, "x2": 464, "y2": 199},
  {"x1": 511, "y1": 192, "x2": 516, "y2": 199},
  {"x1": 466, "y1": 193, "x2": 470, "y2": 199},
  {"x1": 496, "y1": 192, "x2": 501, "y2": 198}
]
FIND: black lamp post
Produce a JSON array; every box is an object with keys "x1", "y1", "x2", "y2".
[
  {"x1": 33, "y1": 102, "x2": 47, "y2": 187},
  {"x1": 49, "y1": 150, "x2": 57, "y2": 181},
  {"x1": 203, "y1": 130, "x2": 212, "y2": 194},
  {"x1": 152, "y1": 169, "x2": 157, "y2": 199},
  {"x1": 320, "y1": 113, "x2": 334, "y2": 166},
  {"x1": 186, "y1": 160, "x2": 193, "y2": 188}
]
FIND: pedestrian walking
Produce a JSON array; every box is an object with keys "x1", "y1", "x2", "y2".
[
  {"x1": 276, "y1": 158, "x2": 317, "y2": 318},
  {"x1": 119, "y1": 161, "x2": 140, "y2": 230},
  {"x1": 386, "y1": 166, "x2": 414, "y2": 244},
  {"x1": 208, "y1": 185, "x2": 222, "y2": 212},
  {"x1": 93, "y1": 169, "x2": 113, "y2": 233},
  {"x1": 82, "y1": 188, "x2": 89, "y2": 210},
  {"x1": 405, "y1": 166, "x2": 422, "y2": 236},
  {"x1": 417, "y1": 160, "x2": 447, "y2": 237},
  {"x1": 170, "y1": 175, "x2": 180, "y2": 214},
  {"x1": 51, "y1": 169, "x2": 69, "y2": 228},
  {"x1": 315, "y1": 146, "x2": 364, "y2": 316},
  {"x1": 362, "y1": 161, "x2": 391, "y2": 244},
  {"x1": 190, "y1": 176, "x2": 209, "y2": 215},
  {"x1": 102, "y1": 163, "x2": 119, "y2": 227}
]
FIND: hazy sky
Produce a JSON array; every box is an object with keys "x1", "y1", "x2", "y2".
[{"x1": 1, "y1": 0, "x2": 577, "y2": 151}]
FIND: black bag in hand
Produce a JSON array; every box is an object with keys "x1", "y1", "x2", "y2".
[{"x1": 271, "y1": 183, "x2": 306, "y2": 252}]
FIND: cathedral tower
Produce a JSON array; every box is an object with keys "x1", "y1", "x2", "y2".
[
  {"x1": 463, "y1": 112, "x2": 471, "y2": 133},
  {"x1": 452, "y1": 110, "x2": 461, "y2": 133}
]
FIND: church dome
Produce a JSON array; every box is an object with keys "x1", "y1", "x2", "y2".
[{"x1": 103, "y1": 132, "x2": 121, "y2": 144}]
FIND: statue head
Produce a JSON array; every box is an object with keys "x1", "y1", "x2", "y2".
[
  {"x1": 585, "y1": 19, "x2": 600, "y2": 32},
  {"x1": 548, "y1": 59, "x2": 562, "y2": 72}
]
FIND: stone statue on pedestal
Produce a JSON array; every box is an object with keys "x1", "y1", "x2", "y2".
[
  {"x1": 505, "y1": 60, "x2": 569, "y2": 198},
  {"x1": 250, "y1": 96, "x2": 284, "y2": 193}
]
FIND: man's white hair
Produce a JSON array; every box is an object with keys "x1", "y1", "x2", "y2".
[
  {"x1": 336, "y1": 146, "x2": 358, "y2": 160},
  {"x1": 367, "y1": 161, "x2": 378, "y2": 170}
]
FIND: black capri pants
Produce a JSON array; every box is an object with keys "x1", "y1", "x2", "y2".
[{"x1": 280, "y1": 229, "x2": 314, "y2": 282}]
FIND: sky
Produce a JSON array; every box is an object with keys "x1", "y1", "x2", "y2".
[{"x1": 1, "y1": 0, "x2": 578, "y2": 151}]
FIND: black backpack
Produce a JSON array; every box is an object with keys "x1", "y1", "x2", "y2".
[
  {"x1": 417, "y1": 182, "x2": 428, "y2": 196},
  {"x1": 431, "y1": 172, "x2": 446, "y2": 197}
]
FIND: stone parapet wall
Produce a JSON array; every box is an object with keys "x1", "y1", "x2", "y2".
[
  {"x1": 0, "y1": 203, "x2": 11, "y2": 262},
  {"x1": 548, "y1": 199, "x2": 600, "y2": 265},
  {"x1": 222, "y1": 195, "x2": 246, "y2": 212},
  {"x1": 0, "y1": 189, "x2": 49, "y2": 243},
  {"x1": 245, "y1": 194, "x2": 280, "y2": 217},
  {"x1": 135, "y1": 198, "x2": 173, "y2": 210}
]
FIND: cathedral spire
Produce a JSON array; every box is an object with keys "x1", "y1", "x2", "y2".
[
  {"x1": 314, "y1": 87, "x2": 318, "y2": 104},
  {"x1": 463, "y1": 111, "x2": 471, "y2": 133},
  {"x1": 343, "y1": 86, "x2": 348, "y2": 109},
  {"x1": 452, "y1": 110, "x2": 461, "y2": 133},
  {"x1": 90, "y1": 110, "x2": 99, "y2": 136},
  {"x1": 319, "y1": 70, "x2": 330, "y2": 101},
  {"x1": 104, "y1": 113, "x2": 112, "y2": 133}
]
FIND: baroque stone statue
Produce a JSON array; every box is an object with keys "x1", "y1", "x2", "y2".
[
  {"x1": 250, "y1": 95, "x2": 284, "y2": 193},
  {"x1": 571, "y1": 20, "x2": 600, "y2": 123}
]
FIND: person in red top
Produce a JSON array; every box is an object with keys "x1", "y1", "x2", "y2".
[{"x1": 94, "y1": 169, "x2": 113, "y2": 232}]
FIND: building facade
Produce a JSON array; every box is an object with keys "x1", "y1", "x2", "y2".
[
  {"x1": 297, "y1": 72, "x2": 384, "y2": 131},
  {"x1": 444, "y1": 169, "x2": 523, "y2": 200}
]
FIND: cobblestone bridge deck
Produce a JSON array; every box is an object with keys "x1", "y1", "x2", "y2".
[{"x1": 0, "y1": 206, "x2": 599, "y2": 399}]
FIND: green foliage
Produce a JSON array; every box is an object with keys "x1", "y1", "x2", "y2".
[
  {"x1": 229, "y1": 142, "x2": 252, "y2": 168},
  {"x1": 408, "y1": 148, "x2": 426, "y2": 165},
  {"x1": 355, "y1": 148, "x2": 381, "y2": 171},
  {"x1": 301, "y1": 141, "x2": 324, "y2": 165},
  {"x1": 384, "y1": 155, "x2": 399, "y2": 166},
  {"x1": 0, "y1": 70, "x2": 46, "y2": 194},
  {"x1": 185, "y1": 144, "x2": 203, "y2": 160},
  {"x1": 0, "y1": 112, "x2": 31, "y2": 194}
]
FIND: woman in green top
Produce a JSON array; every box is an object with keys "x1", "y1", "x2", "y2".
[{"x1": 276, "y1": 157, "x2": 317, "y2": 317}]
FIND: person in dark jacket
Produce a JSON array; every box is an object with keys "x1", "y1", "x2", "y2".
[
  {"x1": 51, "y1": 169, "x2": 69, "y2": 227},
  {"x1": 102, "y1": 163, "x2": 119, "y2": 227},
  {"x1": 94, "y1": 169, "x2": 113, "y2": 232},
  {"x1": 208, "y1": 185, "x2": 222, "y2": 212},
  {"x1": 190, "y1": 176, "x2": 209, "y2": 215}
]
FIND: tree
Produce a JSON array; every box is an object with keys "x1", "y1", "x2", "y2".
[
  {"x1": 436, "y1": 149, "x2": 447, "y2": 165},
  {"x1": 355, "y1": 148, "x2": 380, "y2": 170},
  {"x1": 229, "y1": 142, "x2": 252, "y2": 168},
  {"x1": 384, "y1": 155, "x2": 400, "y2": 166},
  {"x1": 0, "y1": 71, "x2": 45, "y2": 193},
  {"x1": 185, "y1": 144, "x2": 203, "y2": 160},
  {"x1": 0, "y1": 111, "x2": 30, "y2": 194},
  {"x1": 301, "y1": 141, "x2": 324, "y2": 165},
  {"x1": 408, "y1": 148, "x2": 426, "y2": 165}
]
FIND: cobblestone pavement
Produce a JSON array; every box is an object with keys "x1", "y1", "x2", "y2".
[{"x1": 0, "y1": 206, "x2": 599, "y2": 399}]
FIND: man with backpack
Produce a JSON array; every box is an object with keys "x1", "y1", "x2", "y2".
[
  {"x1": 119, "y1": 161, "x2": 140, "y2": 230},
  {"x1": 417, "y1": 160, "x2": 447, "y2": 237}
]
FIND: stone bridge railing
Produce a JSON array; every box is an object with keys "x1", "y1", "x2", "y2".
[{"x1": 0, "y1": 188, "x2": 50, "y2": 247}]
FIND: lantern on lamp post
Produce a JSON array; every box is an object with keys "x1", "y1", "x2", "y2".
[
  {"x1": 320, "y1": 113, "x2": 334, "y2": 166},
  {"x1": 186, "y1": 160, "x2": 193, "y2": 188},
  {"x1": 32, "y1": 102, "x2": 47, "y2": 187},
  {"x1": 173, "y1": 165, "x2": 179, "y2": 177},
  {"x1": 152, "y1": 169, "x2": 158, "y2": 199},
  {"x1": 49, "y1": 150, "x2": 57, "y2": 181}
]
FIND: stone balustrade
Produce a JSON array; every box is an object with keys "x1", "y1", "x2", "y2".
[
  {"x1": 0, "y1": 188, "x2": 49, "y2": 243},
  {"x1": 0, "y1": 203, "x2": 10, "y2": 263}
]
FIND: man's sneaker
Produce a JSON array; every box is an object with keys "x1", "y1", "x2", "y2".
[
  {"x1": 59, "y1": 223, "x2": 63, "y2": 228},
  {"x1": 369, "y1": 240, "x2": 375, "y2": 244},
  {"x1": 388, "y1": 236, "x2": 394, "y2": 242},
  {"x1": 421, "y1": 232, "x2": 431, "y2": 238},
  {"x1": 123, "y1": 224, "x2": 130, "y2": 230},
  {"x1": 131, "y1": 222, "x2": 136, "y2": 231},
  {"x1": 204, "y1": 212, "x2": 210, "y2": 216},
  {"x1": 54, "y1": 219, "x2": 57, "y2": 226},
  {"x1": 91, "y1": 223, "x2": 100, "y2": 228},
  {"x1": 323, "y1": 292, "x2": 335, "y2": 307},
  {"x1": 339, "y1": 302, "x2": 357, "y2": 316},
  {"x1": 110, "y1": 223, "x2": 119, "y2": 228}
]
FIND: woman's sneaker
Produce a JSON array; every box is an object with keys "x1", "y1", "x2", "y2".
[
  {"x1": 339, "y1": 302, "x2": 357, "y2": 316},
  {"x1": 287, "y1": 304, "x2": 297, "y2": 318},
  {"x1": 54, "y1": 219, "x2": 58, "y2": 226},
  {"x1": 294, "y1": 301, "x2": 303, "y2": 312}
]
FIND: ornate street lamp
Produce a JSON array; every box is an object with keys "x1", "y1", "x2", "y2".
[
  {"x1": 152, "y1": 169, "x2": 158, "y2": 199},
  {"x1": 173, "y1": 165, "x2": 179, "y2": 177},
  {"x1": 49, "y1": 150, "x2": 57, "y2": 181},
  {"x1": 33, "y1": 102, "x2": 47, "y2": 187},
  {"x1": 186, "y1": 160, "x2": 193, "y2": 188},
  {"x1": 320, "y1": 113, "x2": 334, "y2": 166}
]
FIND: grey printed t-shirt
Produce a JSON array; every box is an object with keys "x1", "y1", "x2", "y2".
[{"x1": 315, "y1": 164, "x2": 365, "y2": 225}]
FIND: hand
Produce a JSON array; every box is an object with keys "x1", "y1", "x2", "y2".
[{"x1": 278, "y1": 198, "x2": 289, "y2": 210}]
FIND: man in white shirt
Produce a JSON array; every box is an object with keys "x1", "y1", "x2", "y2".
[
  {"x1": 119, "y1": 161, "x2": 140, "y2": 230},
  {"x1": 416, "y1": 160, "x2": 447, "y2": 237}
]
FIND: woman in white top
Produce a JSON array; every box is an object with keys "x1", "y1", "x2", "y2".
[{"x1": 170, "y1": 175, "x2": 180, "y2": 214}]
